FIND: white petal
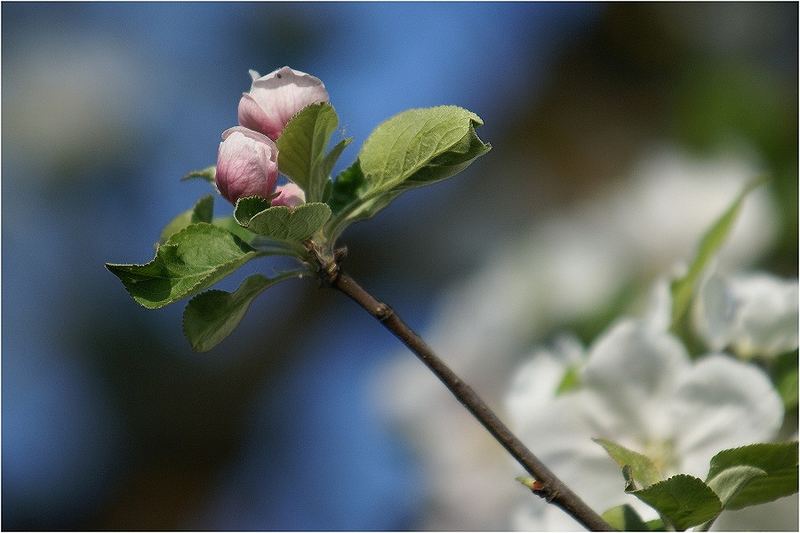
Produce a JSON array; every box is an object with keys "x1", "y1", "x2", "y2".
[
  {"x1": 248, "y1": 66, "x2": 329, "y2": 132},
  {"x1": 670, "y1": 354, "x2": 783, "y2": 477},
  {"x1": 505, "y1": 335, "x2": 584, "y2": 432},
  {"x1": 511, "y1": 392, "x2": 657, "y2": 530},
  {"x1": 696, "y1": 272, "x2": 799, "y2": 358},
  {"x1": 694, "y1": 272, "x2": 736, "y2": 351},
  {"x1": 643, "y1": 277, "x2": 673, "y2": 332},
  {"x1": 731, "y1": 274, "x2": 798, "y2": 357},
  {"x1": 271, "y1": 183, "x2": 306, "y2": 208},
  {"x1": 581, "y1": 320, "x2": 690, "y2": 440},
  {"x1": 221, "y1": 126, "x2": 277, "y2": 158}
]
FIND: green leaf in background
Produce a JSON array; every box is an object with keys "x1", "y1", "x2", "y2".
[
  {"x1": 181, "y1": 165, "x2": 216, "y2": 183},
  {"x1": 234, "y1": 198, "x2": 331, "y2": 242},
  {"x1": 601, "y1": 504, "x2": 648, "y2": 531},
  {"x1": 277, "y1": 103, "x2": 348, "y2": 202},
  {"x1": 555, "y1": 365, "x2": 581, "y2": 395},
  {"x1": 183, "y1": 272, "x2": 305, "y2": 352},
  {"x1": 629, "y1": 474, "x2": 721, "y2": 531},
  {"x1": 670, "y1": 177, "x2": 766, "y2": 329},
  {"x1": 772, "y1": 351, "x2": 799, "y2": 409},
  {"x1": 705, "y1": 442, "x2": 798, "y2": 509},
  {"x1": 159, "y1": 194, "x2": 214, "y2": 243},
  {"x1": 644, "y1": 518, "x2": 666, "y2": 531},
  {"x1": 594, "y1": 438, "x2": 662, "y2": 488},
  {"x1": 106, "y1": 223, "x2": 263, "y2": 309}
]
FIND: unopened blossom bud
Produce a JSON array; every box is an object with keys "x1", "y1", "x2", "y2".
[
  {"x1": 238, "y1": 66, "x2": 329, "y2": 140},
  {"x1": 215, "y1": 126, "x2": 279, "y2": 204},
  {"x1": 271, "y1": 183, "x2": 306, "y2": 208}
]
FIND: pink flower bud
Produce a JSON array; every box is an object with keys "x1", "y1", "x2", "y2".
[
  {"x1": 215, "y1": 126, "x2": 279, "y2": 204},
  {"x1": 271, "y1": 183, "x2": 306, "y2": 208},
  {"x1": 237, "y1": 66, "x2": 329, "y2": 140}
]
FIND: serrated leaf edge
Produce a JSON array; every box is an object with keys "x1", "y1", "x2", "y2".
[
  {"x1": 106, "y1": 223, "x2": 263, "y2": 309},
  {"x1": 707, "y1": 441, "x2": 799, "y2": 479},
  {"x1": 359, "y1": 105, "x2": 484, "y2": 188},
  {"x1": 234, "y1": 195, "x2": 272, "y2": 227},
  {"x1": 236, "y1": 202, "x2": 332, "y2": 241},
  {"x1": 630, "y1": 474, "x2": 722, "y2": 530}
]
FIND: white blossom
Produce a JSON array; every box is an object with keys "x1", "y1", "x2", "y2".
[
  {"x1": 694, "y1": 271, "x2": 799, "y2": 358},
  {"x1": 506, "y1": 317, "x2": 785, "y2": 530}
]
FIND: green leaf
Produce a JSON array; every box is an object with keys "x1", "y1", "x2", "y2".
[
  {"x1": 326, "y1": 106, "x2": 490, "y2": 238},
  {"x1": 359, "y1": 105, "x2": 490, "y2": 192},
  {"x1": 594, "y1": 438, "x2": 662, "y2": 488},
  {"x1": 181, "y1": 165, "x2": 216, "y2": 183},
  {"x1": 233, "y1": 196, "x2": 271, "y2": 224},
  {"x1": 601, "y1": 504, "x2": 648, "y2": 531},
  {"x1": 183, "y1": 272, "x2": 304, "y2": 352},
  {"x1": 706, "y1": 465, "x2": 767, "y2": 509},
  {"x1": 778, "y1": 368, "x2": 799, "y2": 409},
  {"x1": 321, "y1": 137, "x2": 352, "y2": 184},
  {"x1": 277, "y1": 103, "x2": 346, "y2": 202},
  {"x1": 234, "y1": 198, "x2": 331, "y2": 241},
  {"x1": 555, "y1": 365, "x2": 581, "y2": 395},
  {"x1": 622, "y1": 465, "x2": 637, "y2": 492},
  {"x1": 772, "y1": 351, "x2": 798, "y2": 409},
  {"x1": 159, "y1": 195, "x2": 214, "y2": 243},
  {"x1": 106, "y1": 223, "x2": 263, "y2": 309},
  {"x1": 644, "y1": 518, "x2": 666, "y2": 531},
  {"x1": 629, "y1": 475, "x2": 721, "y2": 531},
  {"x1": 328, "y1": 160, "x2": 366, "y2": 214},
  {"x1": 212, "y1": 216, "x2": 307, "y2": 257},
  {"x1": 212, "y1": 216, "x2": 259, "y2": 245},
  {"x1": 670, "y1": 177, "x2": 766, "y2": 329},
  {"x1": 705, "y1": 442, "x2": 798, "y2": 509}
]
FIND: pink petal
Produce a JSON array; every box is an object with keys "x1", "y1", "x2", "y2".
[
  {"x1": 215, "y1": 130, "x2": 279, "y2": 204},
  {"x1": 271, "y1": 183, "x2": 306, "y2": 208},
  {"x1": 237, "y1": 94, "x2": 283, "y2": 141},
  {"x1": 244, "y1": 66, "x2": 329, "y2": 139}
]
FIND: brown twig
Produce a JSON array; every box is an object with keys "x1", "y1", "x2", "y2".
[{"x1": 312, "y1": 248, "x2": 614, "y2": 531}]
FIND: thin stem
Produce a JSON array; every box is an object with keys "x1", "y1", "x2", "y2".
[{"x1": 323, "y1": 263, "x2": 615, "y2": 531}]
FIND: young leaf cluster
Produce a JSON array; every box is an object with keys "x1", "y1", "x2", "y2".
[
  {"x1": 596, "y1": 440, "x2": 798, "y2": 531},
  {"x1": 107, "y1": 103, "x2": 489, "y2": 351}
]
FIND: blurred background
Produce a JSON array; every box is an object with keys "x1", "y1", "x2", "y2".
[{"x1": 2, "y1": 3, "x2": 797, "y2": 530}]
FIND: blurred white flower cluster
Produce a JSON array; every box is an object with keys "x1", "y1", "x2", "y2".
[
  {"x1": 4, "y1": 32, "x2": 154, "y2": 180},
  {"x1": 374, "y1": 147, "x2": 796, "y2": 530},
  {"x1": 507, "y1": 274, "x2": 796, "y2": 530}
]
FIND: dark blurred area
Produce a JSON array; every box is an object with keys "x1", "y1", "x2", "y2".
[{"x1": 2, "y1": 3, "x2": 796, "y2": 530}]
